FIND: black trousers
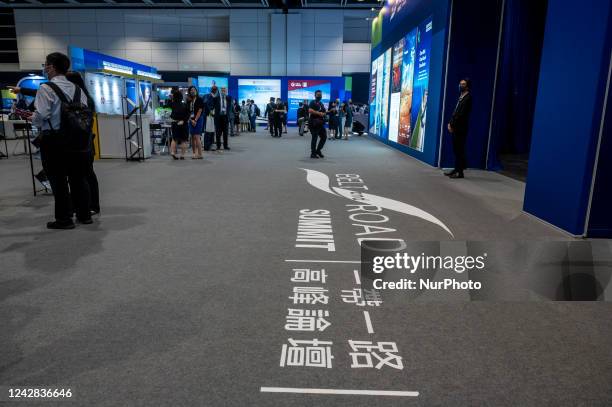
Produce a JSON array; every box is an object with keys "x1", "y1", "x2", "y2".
[
  {"x1": 311, "y1": 126, "x2": 327, "y2": 154},
  {"x1": 452, "y1": 131, "x2": 467, "y2": 172},
  {"x1": 41, "y1": 136, "x2": 91, "y2": 222},
  {"x1": 71, "y1": 151, "x2": 99, "y2": 213},
  {"x1": 215, "y1": 115, "x2": 229, "y2": 148},
  {"x1": 273, "y1": 116, "x2": 283, "y2": 137}
]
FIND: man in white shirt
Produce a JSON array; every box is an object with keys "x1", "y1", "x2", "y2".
[{"x1": 31, "y1": 52, "x2": 91, "y2": 229}]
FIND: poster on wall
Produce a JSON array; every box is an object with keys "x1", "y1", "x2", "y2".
[
  {"x1": 139, "y1": 81, "x2": 152, "y2": 115},
  {"x1": 238, "y1": 79, "x2": 281, "y2": 113},
  {"x1": 287, "y1": 79, "x2": 331, "y2": 123},
  {"x1": 126, "y1": 79, "x2": 137, "y2": 111},
  {"x1": 380, "y1": 48, "x2": 392, "y2": 139},
  {"x1": 368, "y1": 59, "x2": 378, "y2": 135},
  {"x1": 408, "y1": 17, "x2": 432, "y2": 151},
  {"x1": 398, "y1": 28, "x2": 417, "y2": 146},
  {"x1": 86, "y1": 72, "x2": 123, "y2": 115},
  {"x1": 369, "y1": 49, "x2": 391, "y2": 138},
  {"x1": 197, "y1": 76, "x2": 229, "y2": 95},
  {"x1": 388, "y1": 38, "x2": 404, "y2": 142}
]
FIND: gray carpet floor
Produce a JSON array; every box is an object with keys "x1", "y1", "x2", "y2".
[{"x1": 1, "y1": 130, "x2": 611, "y2": 406}]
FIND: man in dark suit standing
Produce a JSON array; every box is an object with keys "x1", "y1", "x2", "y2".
[
  {"x1": 265, "y1": 97, "x2": 275, "y2": 136},
  {"x1": 446, "y1": 78, "x2": 473, "y2": 179},
  {"x1": 214, "y1": 86, "x2": 232, "y2": 151}
]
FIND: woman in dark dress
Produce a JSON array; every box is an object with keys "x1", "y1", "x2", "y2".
[
  {"x1": 327, "y1": 100, "x2": 338, "y2": 140},
  {"x1": 170, "y1": 90, "x2": 189, "y2": 160},
  {"x1": 233, "y1": 99, "x2": 241, "y2": 136},
  {"x1": 186, "y1": 86, "x2": 204, "y2": 159}
]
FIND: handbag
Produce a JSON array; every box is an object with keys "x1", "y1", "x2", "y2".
[{"x1": 205, "y1": 115, "x2": 215, "y2": 133}]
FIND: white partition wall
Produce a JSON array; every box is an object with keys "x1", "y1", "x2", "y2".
[
  {"x1": 13, "y1": 8, "x2": 371, "y2": 75},
  {"x1": 270, "y1": 14, "x2": 287, "y2": 76}
]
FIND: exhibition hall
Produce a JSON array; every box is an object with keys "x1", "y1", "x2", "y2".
[{"x1": 0, "y1": 0, "x2": 611, "y2": 405}]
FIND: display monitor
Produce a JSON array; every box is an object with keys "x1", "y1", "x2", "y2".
[
  {"x1": 287, "y1": 79, "x2": 331, "y2": 123},
  {"x1": 1, "y1": 89, "x2": 17, "y2": 111},
  {"x1": 197, "y1": 76, "x2": 229, "y2": 96},
  {"x1": 237, "y1": 79, "x2": 281, "y2": 113},
  {"x1": 368, "y1": 48, "x2": 391, "y2": 138},
  {"x1": 384, "y1": 16, "x2": 432, "y2": 152},
  {"x1": 408, "y1": 17, "x2": 432, "y2": 151}
]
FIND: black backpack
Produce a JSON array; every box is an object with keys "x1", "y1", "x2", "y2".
[
  {"x1": 44, "y1": 82, "x2": 94, "y2": 152},
  {"x1": 255, "y1": 105, "x2": 261, "y2": 116}
]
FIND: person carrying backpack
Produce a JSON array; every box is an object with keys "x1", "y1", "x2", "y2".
[{"x1": 30, "y1": 52, "x2": 94, "y2": 229}]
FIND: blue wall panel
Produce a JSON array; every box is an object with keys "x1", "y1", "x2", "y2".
[
  {"x1": 439, "y1": 0, "x2": 503, "y2": 169},
  {"x1": 370, "y1": 0, "x2": 452, "y2": 167},
  {"x1": 524, "y1": 0, "x2": 612, "y2": 235}
]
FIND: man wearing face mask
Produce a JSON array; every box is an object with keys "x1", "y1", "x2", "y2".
[
  {"x1": 30, "y1": 52, "x2": 92, "y2": 229},
  {"x1": 446, "y1": 78, "x2": 473, "y2": 179},
  {"x1": 213, "y1": 86, "x2": 231, "y2": 151},
  {"x1": 308, "y1": 90, "x2": 327, "y2": 158},
  {"x1": 336, "y1": 98, "x2": 345, "y2": 140}
]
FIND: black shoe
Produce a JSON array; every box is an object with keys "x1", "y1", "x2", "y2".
[
  {"x1": 224, "y1": 146, "x2": 230, "y2": 150},
  {"x1": 310, "y1": 153, "x2": 319, "y2": 159},
  {"x1": 444, "y1": 170, "x2": 457, "y2": 176},
  {"x1": 317, "y1": 151, "x2": 324, "y2": 158},
  {"x1": 78, "y1": 217, "x2": 93, "y2": 225},
  {"x1": 449, "y1": 172, "x2": 464, "y2": 179},
  {"x1": 35, "y1": 170, "x2": 48, "y2": 183},
  {"x1": 47, "y1": 220, "x2": 75, "y2": 230},
  {"x1": 171, "y1": 154, "x2": 179, "y2": 160}
]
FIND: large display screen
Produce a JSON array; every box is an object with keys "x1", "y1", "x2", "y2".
[
  {"x1": 287, "y1": 79, "x2": 331, "y2": 123},
  {"x1": 197, "y1": 76, "x2": 229, "y2": 95},
  {"x1": 385, "y1": 16, "x2": 432, "y2": 151},
  {"x1": 368, "y1": 48, "x2": 391, "y2": 138},
  {"x1": 238, "y1": 79, "x2": 281, "y2": 113},
  {"x1": 86, "y1": 72, "x2": 124, "y2": 115},
  {"x1": 388, "y1": 37, "x2": 405, "y2": 143},
  {"x1": 409, "y1": 18, "x2": 432, "y2": 151}
]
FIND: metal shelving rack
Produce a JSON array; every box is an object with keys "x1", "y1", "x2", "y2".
[{"x1": 122, "y1": 96, "x2": 145, "y2": 162}]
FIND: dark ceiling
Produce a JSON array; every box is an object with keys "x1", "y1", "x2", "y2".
[{"x1": 1, "y1": 0, "x2": 383, "y2": 9}]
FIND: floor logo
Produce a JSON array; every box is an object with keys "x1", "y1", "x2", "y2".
[{"x1": 301, "y1": 168, "x2": 454, "y2": 237}]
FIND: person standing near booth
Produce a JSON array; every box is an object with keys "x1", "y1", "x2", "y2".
[
  {"x1": 265, "y1": 97, "x2": 275, "y2": 135},
  {"x1": 446, "y1": 78, "x2": 473, "y2": 179},
  {"x1": 344, "y1": 99, "x2": 354, "y2": 140},
  {"x1": 213, "y1": 86, "x2": 231, "y2": 151},
  {"x1": 186, "y1": 86, "x2": 204, "y2": 159},
  {"x1": 272, "y1": 98, "x2": 286, "y2": 138},
  {"x1": 309, "y1": 90, "x2": 327, "y2": 158},
  {"x1": 170, "y1": 90, "x2": 189, "y2": 159},
  {"x1": 30, "y1": 52, "x2": 92, "y2": 229}
]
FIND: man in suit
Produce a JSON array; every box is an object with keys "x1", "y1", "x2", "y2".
[
  {"x1": 265, "y1": 97, "x2": 275, "y2": 135},
  {"x1": 214, "y1": 86, "x2": 231, "y2": 151},
  {"x1": 446, "y1": 78, "x2": 473, "y2": 179}
]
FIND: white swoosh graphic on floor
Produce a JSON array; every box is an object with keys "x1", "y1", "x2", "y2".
[{"x1": 301, "y1": 168, "x2": 454, "y2": 238}]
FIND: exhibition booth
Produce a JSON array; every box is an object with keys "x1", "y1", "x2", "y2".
[
  {"x1": 68, "y1": 46, "x2": 162, "y2": 160},
  {"x1": 366, "y1": 0, "x2": 612, "y2": 238},
  {"x1": 190, "y1": 75, "x2": 350, "y2": 125}
]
